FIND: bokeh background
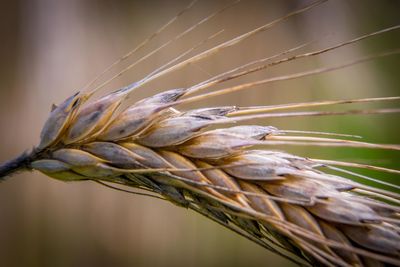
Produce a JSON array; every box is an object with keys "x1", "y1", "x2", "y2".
[{"x1": 0, "y1": 0, "x2": 399, "y2": 266}]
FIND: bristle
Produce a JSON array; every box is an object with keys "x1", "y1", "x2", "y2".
[
  {"x1": 144, "y1": 29, "x2": 225, "y2": 80},
  {"x1": 231, "y1": 96, "x2": 400, "y2": 115},
  {"x1": 173, "y1": 49, "x2": 400, "y2": 106},
  {"x1": 83, "y1": 0, "x2": 198, "y2": 95},
  {"x1": 184, "y1": 25, "x2": 400, "y2": 96},
  {"x1": 313, "y1": 158, "x2": 400, "y2": 175},
  {"x1": 90, "y1": 0, "x2": 239, "y2": 96},
  {"x1": 185, "y1": 40, "x2": 314, "y2": 95},
  {"x1": 117, "y1": 0, "x2": 328, "y2": 96}
]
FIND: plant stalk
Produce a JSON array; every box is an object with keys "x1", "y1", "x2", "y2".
[{"x1": 0, "y1": 150, "x2": 36, "y2": 180}]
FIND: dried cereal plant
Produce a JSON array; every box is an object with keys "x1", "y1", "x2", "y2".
[{"x1": 1, "y1": 0, "x2": 399, "y2": 266}]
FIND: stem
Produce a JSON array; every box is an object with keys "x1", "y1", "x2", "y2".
[{"x1": 0, "y1": 150, "x2": 36, "y2": 181}]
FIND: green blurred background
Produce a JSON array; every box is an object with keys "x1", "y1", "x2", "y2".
[{"x1": 0, "y1": 0, "x2": 399, "y2": 266}]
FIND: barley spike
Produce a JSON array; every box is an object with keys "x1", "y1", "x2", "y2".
[{"x1": 1, "y1": 1, "x2": 400, "y2": 266}]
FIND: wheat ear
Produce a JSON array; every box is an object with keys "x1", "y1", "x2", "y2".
[
  {"x1": 2, "y1": 84, "x2": 400, "y2": 267},
  {"x1": 1, "y1": 1, "x2": 400, "y2": 266}
]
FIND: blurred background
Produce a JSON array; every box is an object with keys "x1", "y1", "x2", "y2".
[{"x1": 0, "y1": 0, "x2": 399, "y2": 266}]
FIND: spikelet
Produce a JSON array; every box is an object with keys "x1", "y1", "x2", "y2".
[{"x1": 1, "y1": 1, "x2": 400, "y2": 266}]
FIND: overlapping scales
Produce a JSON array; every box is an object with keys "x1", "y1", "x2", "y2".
[
  {"x1": 20, "y1": 1, "x2": 400, "y2": 265},
  {"x1": 30, "y1": 85, "x2": 400, "y2": 266}
]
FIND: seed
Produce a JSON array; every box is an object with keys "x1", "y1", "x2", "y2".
[
  {"x1": 31, "y1": 159, "x2": 86, "y2": 181},
  {"x1": 98, "y1": 88, "x2": 186, "y2": 141},
  {"x1": 137, "y1": 114, "x2": 216, "y2": 147},
  {"x1": 179, "y1": 132, "x2": 257, "y2": 159},
  {"x1": 82, "y1": 142, "x2": 143, "y2": 168},
  {"x1": 65, "y1": 91, "x2": 123, "y2": 143},
  {"x1": 342, "y1": 223, "x2": 400, "y2": 255},
  {"x1": 38, "y1": 92, "x2": 83, "y2": 149}
]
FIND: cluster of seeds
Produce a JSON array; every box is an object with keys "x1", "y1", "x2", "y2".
[
  {"x1": 1, "y1": 1, "x2": 399, "y2": 266},
  {"x1": 30, "y1": 85, "x2": 400, "y2": 267}
]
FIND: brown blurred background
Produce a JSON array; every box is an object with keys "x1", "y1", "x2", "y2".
[{"x1": 0, "y1": 0, "x2": 399, "y2": 266}]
